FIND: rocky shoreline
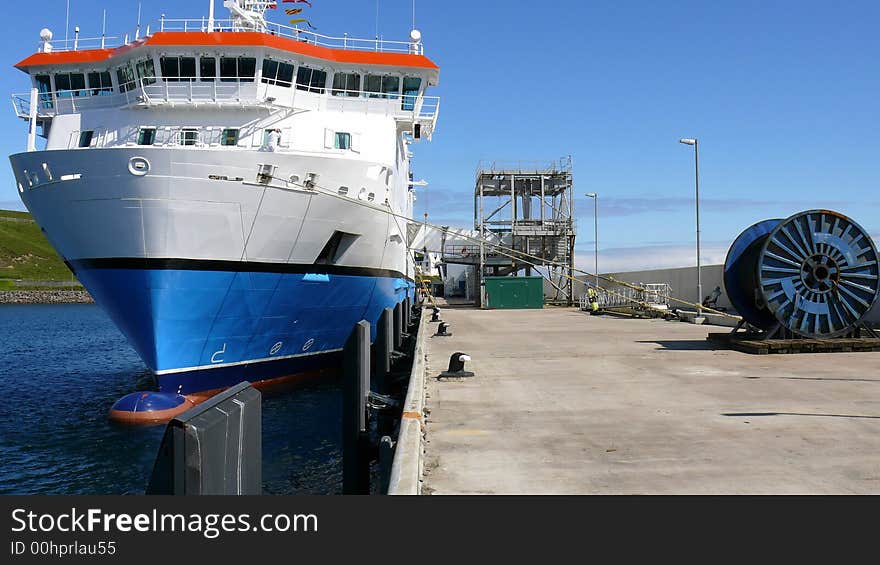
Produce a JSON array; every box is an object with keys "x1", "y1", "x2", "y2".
[{"x1": 0, "y1": 290, "x2": 94, "y2": 304}]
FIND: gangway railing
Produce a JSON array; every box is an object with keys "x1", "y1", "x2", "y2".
[{"x1": 581, "y1": 283, "x2": 673, "y2": 317}]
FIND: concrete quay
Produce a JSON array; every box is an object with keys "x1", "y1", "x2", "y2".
[{"x1": 422, "y1": 305, "x2": 880, "y2": 494}]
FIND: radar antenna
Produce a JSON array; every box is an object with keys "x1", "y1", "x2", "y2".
[{"x1": 224, "y1": 0, "x2": 276, "y2": 32}]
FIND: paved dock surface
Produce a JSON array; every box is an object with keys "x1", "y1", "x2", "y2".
[{"x1": 423, "y1": 307, "x2": 880, "y2": 494}]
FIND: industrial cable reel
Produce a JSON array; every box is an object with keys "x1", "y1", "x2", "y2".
[{"x1": 724, "y1": 210, "x2": 880, "y2": 338}]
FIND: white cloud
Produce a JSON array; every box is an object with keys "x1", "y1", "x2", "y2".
[{"x1": 576, "y1": 242, "x2": 732, "y2": 274}]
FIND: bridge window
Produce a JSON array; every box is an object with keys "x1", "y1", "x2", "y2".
[
  {"x1": 160, "y1": 56, "x2": 196, "y2": 82},
  {"x1": 364, "y1": 74, "x2": 400, "y2": 99},
  {"x1": 55, "y1": 72, "x2": 87, "y2": 97},
  {"x1": 135, "y1": 59, "x2": 156, "y2": 86},
  {"x1": 180, "y1": 128, "x2": 199, "y2": 146},
  {"x1": 261, "y1": 59, "x2": 295, "y2": 87},
  {"x1": 35, "y1": 74, "x2": 53, "y2": 108},
  {"x1": 78, "y1": 131, "x2": 94, "y2": 148},
  {"x1": 200, "y1": 57, "x2": 216, "y2": 81},
  {"x1": 221, "y1": 129, "x2": 239, "y2": 146},
  {"x1": 331, "y1": 73, "x2": 361, "y2": 97},
  {"x1": 296, "y1": 66, "x2": 327, "y2": 93},
  {"x1": 116, "y1": 64, "x2": 136, "y2": 92},
  {"x1": 220, "y1": 57, "x2": 256, "y2": 82},
  {"x1": 137, "y1": 127, "x2": 156, "y2": 146},
  {"x1": 402, "y1": 77, "x2": 421, "y2": 110},
  {"x1": 87, "y1": 71, "x2": 113, "y2": 95}
]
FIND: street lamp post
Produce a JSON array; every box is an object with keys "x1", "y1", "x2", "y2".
[
  {"x1": 679, "y1": 138, "x2": 702, "y2": 317},
  {"x1": 585, "y1": 193, "x2": 599, "y2": 291}
]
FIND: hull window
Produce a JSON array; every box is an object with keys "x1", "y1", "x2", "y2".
[
  {"x1": 138, "y1": 128, "x2": 156, "y2": 146},
  {"x1": 221, "y1": 129, "x2": 239, "y2": 146},
  {"x1": 78, "y1": 131, "x2": 94, "y2": 148},
  {"x1": 180, "y1": 129, "x2": 199, "y2": 146},
  {"x1": 334, "y1": 132, "x2": 351, "y2": 150}
]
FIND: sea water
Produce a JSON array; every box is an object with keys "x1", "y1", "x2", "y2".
[{"x1": 0, "y1": 304, "x2": 342, "y2": 494}]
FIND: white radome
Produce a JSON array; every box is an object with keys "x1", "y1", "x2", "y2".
[{"x1": 40, "y1": 28, "x2": 53, "y2": 41}]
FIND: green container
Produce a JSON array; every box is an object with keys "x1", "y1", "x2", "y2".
[{"x1": 484, "y1": 276, "x2": 544, "y2": 309}]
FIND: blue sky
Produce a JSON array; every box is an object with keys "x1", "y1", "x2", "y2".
[{"x1": 2, "y1": 0, "x2": 878, "y2": 271}]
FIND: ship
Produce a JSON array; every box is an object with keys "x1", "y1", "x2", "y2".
[{"x1": 8, "y1": 0, "x2": 440, "y2": 422}]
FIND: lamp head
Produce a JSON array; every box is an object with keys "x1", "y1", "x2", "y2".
[
  {"x1": 679, "y1": 138, "x2": 697, "y2": 146},
  {"x1": 585, "y1": 192, "x2": 597, "y2": 198}
]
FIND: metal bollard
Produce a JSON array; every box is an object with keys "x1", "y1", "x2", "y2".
[
  {"x1": 439, "y1": 352, "x2": 474, "y2": 379},
  {"x1": 434, "y1": 321, "x2": 452, "y2": 337}
]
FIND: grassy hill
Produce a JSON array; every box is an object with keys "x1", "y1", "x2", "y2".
[{"x1": 0, "y1": 209, "x2": 75, "y2": 287}]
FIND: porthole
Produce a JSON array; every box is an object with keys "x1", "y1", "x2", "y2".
[{"x1": 128, "y1": 156, "x2": 150, "y2": 176}]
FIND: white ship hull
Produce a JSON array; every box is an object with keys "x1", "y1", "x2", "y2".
[{"x1": 11, "y1": 147, "x2": 414, "y2": 394}]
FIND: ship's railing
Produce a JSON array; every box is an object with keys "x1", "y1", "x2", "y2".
[
  {"x1": 11, "y1": 82, "x2": 440, "y2": 130},
  {"x1": 35, "y1": 17, "x2": 423, "y2": 56},
  {"x1": 141, "y1": 81, "x2": 260, "y2": 105},
  {"x1": 11, "y1": 89, "x2": 142, "y2": 118},
  {"x1": 35, "y1": 35, "x2": 125, "y2": 52},
  {"x1": 160, "y1": 18, "x2": 424, "y2": 55}
]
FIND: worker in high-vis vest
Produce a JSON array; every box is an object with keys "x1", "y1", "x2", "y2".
[{"x1": 587, "y1": 287, "x2": 600, "y2": 313}]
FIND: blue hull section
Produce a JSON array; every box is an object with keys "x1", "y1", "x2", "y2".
[{"x1": 74, "y1": 266, "x2": 413, "y2": 394}]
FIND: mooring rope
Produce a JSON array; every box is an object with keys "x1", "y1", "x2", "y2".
[{"x1": 280, "y1": 178, "x2": 742, "y2": 320}]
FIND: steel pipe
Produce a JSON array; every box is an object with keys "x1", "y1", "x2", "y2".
[{"x1": 724, "y1": 210, "x2": 880, "y2": 338}]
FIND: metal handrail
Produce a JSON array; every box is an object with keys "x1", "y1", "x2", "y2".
[
  {"x1": 13, "y1": 81, "x2": 440, "y2": 124},
  {"x1": 36, "y1": 17, "x2": 423, "y2": 56},
  {"x1": 160, "y1": 18, "x2": 422, "y2": 54}
]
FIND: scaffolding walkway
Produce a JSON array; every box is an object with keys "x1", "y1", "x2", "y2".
[{"x1": 581, "y1": 283, "x2": 675, "y2": 318}]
